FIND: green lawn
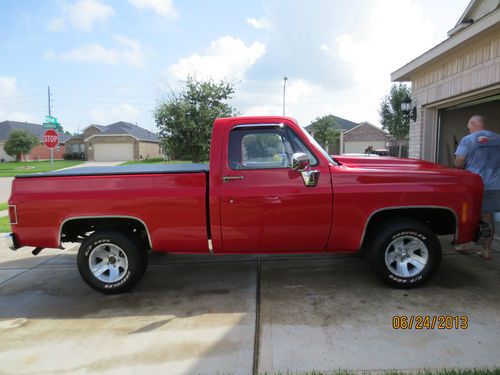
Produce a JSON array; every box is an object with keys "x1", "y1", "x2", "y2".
[
  {"x1": 269, "y1": 370, "x2": 500, "y2": 375},
  {"x1": 0, "y1": 160, "x2": 84, "y2": 177},
  {"x1": 0, "y1": 202, "x2": 8, "y2": 211},
  {"x1": 0, "y1": 216, "x2": 11, "y2": 233},
  {"x1": 120, "y1": 159, "x2": 204, "y2": 166}
]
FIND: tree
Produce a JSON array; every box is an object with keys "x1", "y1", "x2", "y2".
[
  {"x1": 4, "y1": 130, "x2": 40, "y2": 162},
  {"x1": 379, "y1": 84, "x2": 411, "y2": 157},
  {"x1": 154, "y1": 77, "x2": 238, "y2": 163},
  {"x1": 310, "y1": 115, "x2": 341, "y2": 152}
]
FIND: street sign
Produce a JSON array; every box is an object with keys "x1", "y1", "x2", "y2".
[
  {"x1": 43, "y1": 129, "x2": 59, "y2": 148},
  {"x1": 43, "y1": 115, "x2": 62, "y2": 130}
]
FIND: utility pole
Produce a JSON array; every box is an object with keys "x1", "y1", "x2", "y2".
[
  {"x1": 47, "y1": 85, "x2": 53, "y2": 170},
  {"x1": 282, "y1": 77, "x2": 288, "y2": 116},
  {"x1": 47, "y1": 86, "x2": 52, "y2": 117}
]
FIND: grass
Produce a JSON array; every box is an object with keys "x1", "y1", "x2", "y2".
[
  {"x1": 0, "y1": 160, "x2": 85, "y2": 177},
  {"x1": 120, "y1": 158, "x2": 206, "y2": 166},
  {"x1": 0, "y1": 202, "x2": 7, "y2": 211},
  {"x1": 264, "y1": 370, "x2": 500, "y2": 375},
  {"x1": 0, "y1": 216, "x2": 11, "y2": 233}
]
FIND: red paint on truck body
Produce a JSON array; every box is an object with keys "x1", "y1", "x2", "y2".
[
  {"x1": 9, "y1": 116, "x2": 483, "y2": 254},
  {"x1": 10, "y1": 173, "x2": 208, "y2": 252}
]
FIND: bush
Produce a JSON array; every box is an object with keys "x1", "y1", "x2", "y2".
[{"x1": 63, "y1": 152, "x2": 86, "y2": 160}]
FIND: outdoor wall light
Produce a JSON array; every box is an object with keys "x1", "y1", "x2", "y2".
[{"x1": 401, "y1": 97, "x2": 417, "y2": 122}]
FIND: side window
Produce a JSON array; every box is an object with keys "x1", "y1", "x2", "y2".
[
  {"x1": 228, "y1": 126, "x2": 317, "y2": 170},
  {"x1": 286, "y1": 128, "x2": 318, "y2": 165}
]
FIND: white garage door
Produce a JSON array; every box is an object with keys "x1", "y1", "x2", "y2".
[
  {"x1": 94, "y1": 143, "x2": 134, "y2": 161},
  {"x1": 344, "y1": 141, "x2": 386, "y2": 154}
]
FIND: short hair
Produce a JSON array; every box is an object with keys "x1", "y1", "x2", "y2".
[{"x1": 469, "y1": 115, "x2": 486, "y2": 125}]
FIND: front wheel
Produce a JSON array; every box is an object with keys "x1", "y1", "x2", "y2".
[
  {"x1": 368, "y1": 220, "x2": 441, "y2": 288},
  {"x1": 77, "y1": 230, "x2": 147, "y2": 294}
]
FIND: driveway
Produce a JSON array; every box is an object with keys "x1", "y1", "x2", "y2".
[
  {"x1": 1, "y1": 239, "x2": 499, "y2": 374},
  {"x1": 0, "y1": 161, "x2": 124, "y2": 203},
  {"x1": 57, "y1": 160, "x2": 125, "y2": 170},
  {"x1": 0, "y1": 177, "x2": 13, "y2": 203}
]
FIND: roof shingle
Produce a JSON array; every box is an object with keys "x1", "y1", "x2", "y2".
[{"x1": 0, "y1": 121, "x2": 71, "y2": 143}]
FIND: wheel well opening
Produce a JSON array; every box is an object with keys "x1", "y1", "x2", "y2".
[
  {"x1": 363, "y1": 208, "x2": 457, "y2": 246},
  {"x1": 61, "y1": 217, "x2": 151, "y2": 249}
]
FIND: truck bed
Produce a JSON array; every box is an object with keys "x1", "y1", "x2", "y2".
[
  {"x1": 16, "y1": 163, "x2": 209, "y2": 178},
  {"x1": 10, "y1": 164, "x2": 210, "y2": 252}
]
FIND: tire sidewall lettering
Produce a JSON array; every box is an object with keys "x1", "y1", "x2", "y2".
[
  {"x1": 84, "y1": 238, "x2": 111, "y2": 257},
  {"x1": 391, "y1": 231, "x2": 426, "y2": 241}
]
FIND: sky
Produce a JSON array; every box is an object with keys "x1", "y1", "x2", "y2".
[{"x1": 0, "y1": 0, "x2": 471, "y2": 134}]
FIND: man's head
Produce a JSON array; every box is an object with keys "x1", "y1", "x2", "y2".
[{"x1": 467, "y1": 115, "x2": 486, "y2": 133}]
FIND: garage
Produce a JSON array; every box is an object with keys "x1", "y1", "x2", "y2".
[
  {"x1": 391, "y1": 0, "x2": 499, "y2": 162},
  {"x1": 438, "y1": 95, "x2": 500, "y2": 166},
  {"x1": 93, "y1": 143, "x2": 134, "y2": 161}
]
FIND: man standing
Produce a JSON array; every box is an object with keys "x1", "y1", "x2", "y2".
[{"x1": 455, "y1": 115, "x2": 500, "y2": 259}]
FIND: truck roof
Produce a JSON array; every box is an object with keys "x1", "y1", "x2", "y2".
[{"x1": 15, "y1": 163, "x2": 209, "y2": 178}]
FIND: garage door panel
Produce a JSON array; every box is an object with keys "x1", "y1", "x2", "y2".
[{"x1": 94, "y1": 143, "x2": 134, "y2": 161}]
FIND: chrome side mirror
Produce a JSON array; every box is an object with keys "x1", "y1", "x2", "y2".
[
  {"x1": 291, "y1": 152, "x2": 310, "y2": 172},
  {"x1": 290, "y1": 152, "x2": 319, "y2": 187}
]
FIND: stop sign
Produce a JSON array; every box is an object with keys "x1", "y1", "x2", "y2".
[{"x1": 43, "y1": 129, "x2": 59, "y2": 148}]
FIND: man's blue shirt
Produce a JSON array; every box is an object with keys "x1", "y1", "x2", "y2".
[{"x1": 455, "y1": 130, "x2": 500, "y2": 190}]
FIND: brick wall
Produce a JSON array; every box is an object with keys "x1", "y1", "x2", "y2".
[
  {"x1": 26, "y1": 143, "x2": 66, "y2": 160},
  {"x1": 83, "y1": 126, "x2": 103, "y2": 139},
  {"x1": 138, "y1": 141, "x2": 162, "y2": 159},
  {"x1": 343, "y1": 123, "x2": 388, "y2": 142}
]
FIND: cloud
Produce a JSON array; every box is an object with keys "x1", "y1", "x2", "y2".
[
  {"x1": 231, "y1": 77, "x2": 389, "y2": 127},
  {"x1": 45, "y1": 35, "x2": 146, "y2": 67},
  {"x1": 90, "y1": 103, "x2": 140, "y2": 124},
  {"x1": 0, "y1": 77, "x2": 40, "y2": 123},
  {"x1": 323, "y1": 0, "x2": 436, "y2": 87},
  {"x1": 0, "y1": 110, "x2": 39, "y2": 123},
  {"x1": 168, "y1": 36, "x2": 266, "y2": 81},
  {"x1": 47, "y1": 17, "x2": 66, "y2": 32},
  {"x1": 238, "y1": 79, "x2": 347, "y2": 124},
  {"x1": 0, "y1": 77, "x2": 18, "y2": 97},
  {"x1": 48, "y1": 0, "x2": 115, "y2": 32},
  {"x1": 246, "y1": 17, "x2": 269, "y2": 29},
  {"x1": 129, "y1": 0, "x2": 178, "y2": 18}
]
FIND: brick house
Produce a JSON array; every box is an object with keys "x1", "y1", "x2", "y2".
[
  {"x1": 305, "y1": 115, "x2": 390, "y2": 154},
  {"x1": 342, "y1": 122, "x2": 390, "y2": 154},
  {"x1": 65, "y1": 121, "x2": 162, "y2": 161},
  {"x1": 0, "y1": 120, "x2": 69, "y2": 161},
  {"x1": 391, "y1": 0, "x2": 500, "y2": 165},
  {"x1": 305, "y1": 115, "x2": 357, "y2": 154}
]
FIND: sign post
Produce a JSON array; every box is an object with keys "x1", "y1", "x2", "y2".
[{"x1": 43, "y1": 129, "x2": 59, "y2": 171}]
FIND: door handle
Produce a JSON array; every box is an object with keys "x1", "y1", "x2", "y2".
[{"x1": 223, "y1": 175, "x2": 244, "y2": 182}]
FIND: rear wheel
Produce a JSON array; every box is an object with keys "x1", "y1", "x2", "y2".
[
  {"x1": 368, "y1": 220, "x2": 441, "y2": 288},
  {"x1": 77, "y1": 230, "x2": 148, "y2": 294}
]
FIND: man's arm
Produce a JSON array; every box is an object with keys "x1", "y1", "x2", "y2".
[
  {"x1": 454, "y1": 137, "x2": 469, "y2": 169},
  {"x1": 454, "y1": 155, "x2": 465, "y2": 169}
]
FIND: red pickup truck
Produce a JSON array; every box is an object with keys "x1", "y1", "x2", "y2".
[{"x1": 6, "y1": 116, "x2": 484, "y2": 293}]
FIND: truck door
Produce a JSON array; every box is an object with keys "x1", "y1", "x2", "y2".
[{"x1": 219, "y1": 124, "x2": 333, "y2": 252}]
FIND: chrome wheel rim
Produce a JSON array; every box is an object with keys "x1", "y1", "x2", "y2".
[
  {"x1": 385, "y1": 236, "x2": 429, "y2": 278},
  {"x1": 89, "y1": 243, "x2": 129, "y2": 283}
]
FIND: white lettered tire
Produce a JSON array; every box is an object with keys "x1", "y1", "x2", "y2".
[
  {"x1": 368, "y1": 220, "x2": 441, "y2": 288},
  {"x1": 77, "y1": 230, "x2": 147, "y2": 294}
]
